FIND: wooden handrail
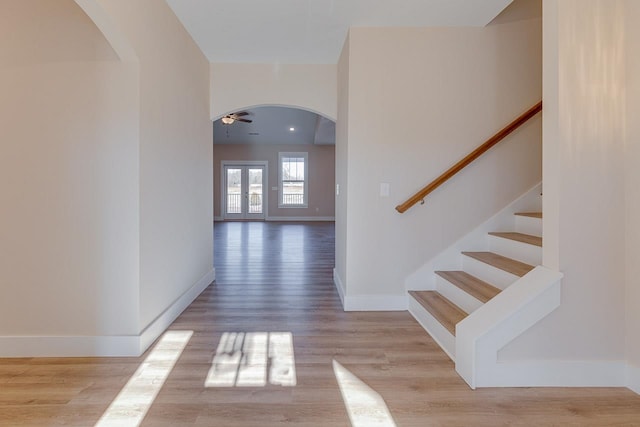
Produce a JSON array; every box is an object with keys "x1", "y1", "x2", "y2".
[{"x1": 395, "y1": 101, "x2": 542, "y2": 214}]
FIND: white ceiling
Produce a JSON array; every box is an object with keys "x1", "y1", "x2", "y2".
[
  {"x1": 166, "y1": 0, "x2": 514, "y2": 64},
  {"x1": 176, "y1": 1, "x2": 521, "y2": 145},
  {"x1": 213, "y1": 106, "x2": 335, "y2": 145}
]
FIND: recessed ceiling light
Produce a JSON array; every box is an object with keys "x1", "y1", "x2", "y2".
[{"x1": 289, "y1": 127, "x2": 295, "y2": 132}]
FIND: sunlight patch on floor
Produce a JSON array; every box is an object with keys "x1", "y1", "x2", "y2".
[
  {"x1": 333, "y1": 360, "x2": 397, "y2": 427},
  {"x1": 205, "y1": 332, "x2": 296, "y2": 387},
  {"x1": 94, "y1": 330, "x2": 193, "y2": 427}
]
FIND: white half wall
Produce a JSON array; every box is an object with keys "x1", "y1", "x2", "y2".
[{"x1": 456, "y1": 266, "x2": 564, "y2": 388}]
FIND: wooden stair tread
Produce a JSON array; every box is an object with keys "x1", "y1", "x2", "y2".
[
  {"x1": 462, "y1": 251, "x2": 534, "y2": 277},
  {"x1": 514, "y1": 212, "x2": 542, "y2": 218},
  {"x1": 408, "y1": 291, "x2": 467, "y2": 336},
  {"x1": 435, "y1": 271, "x2": 501, "y2": 303},
  {"x1": 488, "y1": 232, "x2": 542, "y2": 247}
]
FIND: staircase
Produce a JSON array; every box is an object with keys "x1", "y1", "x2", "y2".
[
  {"x1": 396, "y1": 103, "x2": 562, "y2": 385},
  {"x1": 408, "y1": 211, "x2": 543, "y2": 360}
]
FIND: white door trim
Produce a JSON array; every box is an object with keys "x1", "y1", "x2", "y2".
[{"x1": 221, "y1": 160, "x2": 268, "y2": 220}]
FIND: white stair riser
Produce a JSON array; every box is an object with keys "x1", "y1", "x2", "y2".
[
  {"x1": 515, "y1": 216, "x2": 542, "y2": 237},
  {"x1": 408, "y1": 297, "x2": 456, "y2": 361},
  {"x1": 435, "y1": 276, "x2": 483, "y2": 314},
  {"x1": 489, "y1": 236, "x2": 542, "y2": 266},
  {"x1": 462, "y1": 256, "x2": 520, "y2": 290}
]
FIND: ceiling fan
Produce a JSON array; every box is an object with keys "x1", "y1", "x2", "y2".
[{"x1": 220, "y1": 111, "x2": 252, "y2": 125}]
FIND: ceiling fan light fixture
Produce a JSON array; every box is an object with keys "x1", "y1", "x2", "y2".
[{"x1": 221, "y1": 116, "x2": 234, "y2": 124}]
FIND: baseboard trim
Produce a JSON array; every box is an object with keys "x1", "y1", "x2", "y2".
[
  {"x1": 266, "y1": 216, "x2": 335, "y2": 222},
  {"x1": 332, "y1": 269, "x2": 406, "y2": 311},
  {"x1": 628, "y1": 364, "x2": 640, "y2": 395},
  {"x1": 215, "y1": 216, "x2": 335, "y2": 222},
  {"x1": 343, "y1": 294, "x2": 408, "y2": 311},
  {"x1": 475, "y1": 360, "x2": 627, "y2": 388},
  {"x1": 333, "y1": 268, "x2": 345, "y2": 308},
  {"x1": 0, "y1": 335, "x2": 141, "y2": 357},
  {"x1": 0, "y1": 268, "x2": 215, "y2": 358},
  {"x1": 138, "y1": 268, "x2": 215, "y2": 353}
]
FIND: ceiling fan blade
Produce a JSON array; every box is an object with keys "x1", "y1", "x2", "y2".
[
  {"x1": 236, "y1": 118, "x2": 253, "y2": 123},
  {"x1": 233, "y1": 111, "x2": 249, "y2": 117}
]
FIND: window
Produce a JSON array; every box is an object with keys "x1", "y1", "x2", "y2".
[{"x1": 279, "y1": 152, "x2": 308, "y2": 207}]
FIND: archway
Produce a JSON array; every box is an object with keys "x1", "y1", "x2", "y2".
[{"x1": 213, "y1": 105, "x2": 335, "y2": 222}]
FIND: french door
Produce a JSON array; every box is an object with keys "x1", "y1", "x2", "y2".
[{"x1": 222, "y1": 162, "x2": 266, "y2": 220}]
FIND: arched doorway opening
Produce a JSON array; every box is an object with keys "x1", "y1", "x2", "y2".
[
  {"x1": 213, "y1": 105, "x2": 335, "y2": 222},
  {"x1": 212, "y1": 105, "x2": 336, "y2": 287}
]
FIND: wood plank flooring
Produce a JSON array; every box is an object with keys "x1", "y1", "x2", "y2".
[{"x1": 1, "y1": 221, "x2": 640, "y2": 426}]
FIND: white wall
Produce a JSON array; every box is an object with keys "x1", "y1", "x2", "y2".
[
  {"x1": 0, "y1": 0, "x2": 213, "y2": 355},
  {"x1": 0, "y1": 0, "x2": 139, "y2": 337},
  {"x1": 625, "y1": 0, "x2": 640, "y2": 388},
  {"x1": 503, "y1": 0, "x2": 627, "y2": 363},
  {"x1": 210, "y1": 63, "x2": 337, "y2": 120},
  {"x1": 541, "y1": 0, "x2": 560, "y2": 271},
  {"x1": 213, "y1": 143, "x2": 335, "y2": 219},
  {"x1": 98, "y1": 0, "x2": 213, "y2": 332},
  {"x1": 334, "y1": 34, "x2": 351, "y2": 299},
  {"x1": 338, "y1": 20, "x2": 542, "y2": 305}
]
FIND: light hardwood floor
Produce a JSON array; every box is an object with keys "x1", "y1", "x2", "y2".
[{"x1": 1, "y1": 221, "x2": 639, "y2": 426}]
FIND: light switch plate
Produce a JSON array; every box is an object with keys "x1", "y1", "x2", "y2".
[{"x1": 380, "y1": 183, "x2": 390, "y2": 197}]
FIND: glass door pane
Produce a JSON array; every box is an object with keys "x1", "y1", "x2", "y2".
[
  {"x1": 222, "y1": 163, "x2": 266, "y2": 220},
  {"x1": 248, "y1": 168, "x2": 263, "y2": 214},
  {"x1": 226, "y1": 168, "x2": 242, "y2": 214}
]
